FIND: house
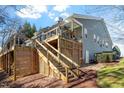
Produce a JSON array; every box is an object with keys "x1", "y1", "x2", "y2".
[
  {"x1": 0, "y1": 14, "x2": 113, "y2": 83},
  {"x1": 35, "y1": 13, "x2": 113, "y2": 64}
]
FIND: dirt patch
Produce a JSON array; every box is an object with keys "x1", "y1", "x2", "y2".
[
  {"x1": 10, "y1": 74, "x2": 65, "y2": 88},
  {"x1": 0, "y1": 62, "x2": 118, "y2": 88},
  {"x1": 73, "y1": 78, "x2": 97, "y2": 88},
  {"x1": 9, "y1": 69, "x2": 98, "y2": 88}
]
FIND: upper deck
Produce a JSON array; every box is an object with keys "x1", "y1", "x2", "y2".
[{"x1": 36, "y1": 18, "x2": 83, "y2": 43}]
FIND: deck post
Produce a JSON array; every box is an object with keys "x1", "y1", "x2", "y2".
[
  {"x1": 76, "y1": 67, "x2": 79, "y2": 77},
  {"x1": 13, "y1": 47, "x2": 16, "y2": 81},
  {"x1": 47, "y1": 49, "x2": 50, "y2": 76},
  {"x1": 8, "y1": 53, "x2": 10, "y2": 75},
  {"x1": 65, "y1": 68, "x2": 69, "y2": 83},
  {"x1": 58, "y1": 36, "x2": 61, "y2": 79},
  {"x1": 58, "y1": 38, "x2": 60, "y2": 64},
  {"x1": 13, "y1": 35, "x2": 16, "y2": 81}
]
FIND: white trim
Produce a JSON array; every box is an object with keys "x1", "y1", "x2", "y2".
[
  {"x1": 72, "y1": 18, "x2": 83, "y2": 27},
  {"x1": 68, "y1": 14, "x2": 103, "y2": 21}
]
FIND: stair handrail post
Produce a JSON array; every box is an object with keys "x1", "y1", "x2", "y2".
[
  {"x1": 46, "y1": 48, "x2": 50, "y2": 75},
  {"x1": 47, "y1": 49, "x2": 49, "y2": 62},
  {"x1": 76, "y1": 67, "x2": 80, "y2": 77},
  {"x1": 33, "y1": 39, "x2": 36, "y2": 48},
  {"x1": 65, "y1": 67, "x2": 69, "y2": 83}
]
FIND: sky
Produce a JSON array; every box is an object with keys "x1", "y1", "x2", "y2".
[{"x1": 4, "y1": 5, "x2": 124, "y2": 56}]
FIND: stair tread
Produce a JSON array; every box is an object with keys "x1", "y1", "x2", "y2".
[
  {"x1": 0, "y1": 71, "x2": 8, "y2": 81},
  {"x1": 69, "y1": 77, "x2": 78, "y2": 82},
  {"x1": 68, "y1": 74, "x2": 74, "y2": 78},
  {"x1": 59, "y1": 69, "x2": 65, "y2": 72}
]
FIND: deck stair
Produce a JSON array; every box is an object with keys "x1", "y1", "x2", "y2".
[{"x1": 33, "y1": 39, "x2": 81, "y2": 83}]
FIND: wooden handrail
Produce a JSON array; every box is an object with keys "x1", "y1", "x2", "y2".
[
  {"x1": 35, "y1": 39, "x2": 80, "y2": 80},
  {"x1": 45, "y1": 41, "x2": 79, "y2": 67},
  {"x1": 44, "y1": 41, "x2": 80, "y2": 78},
  {"x1": 0, "y1": 46, "x2": 14, "y2": 57},
  {"x1": 37, "y1": 48, "x2": 69, "y2": 80},
  {"x1": 35, "y1": 39, "x2": 70, "y2": 68}
]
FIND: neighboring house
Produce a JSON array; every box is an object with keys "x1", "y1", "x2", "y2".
[{"x1": 35, "y1": 13, "x2": 113, "y2": 64}]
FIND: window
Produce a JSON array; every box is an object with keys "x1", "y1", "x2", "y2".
[
  {"x1": 105, "y1": 42, "x2": 108, "y2": 48},
  {"x1": 99, "y1": 40, "x2": 102, "y2": 47},
  {"x1": 93, "y1": 34, "x2": 96, "y2": 42},
  {"x1": 84, "y1": 28, "x2": 88, "y2": 38},
  {"x1": 102, "y1": 40, "x2": 105, "y2": 47},
  {"x1": 97, "y1": 36, "x2": 99, "y2": 43}
]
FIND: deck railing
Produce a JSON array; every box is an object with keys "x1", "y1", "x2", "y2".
[{"x1": 36, "y1": 26, "x2": 78, "y2": 42}]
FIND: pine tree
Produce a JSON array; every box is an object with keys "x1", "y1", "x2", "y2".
[
  {"x1": 21, "y1": 22, "x2": 37, "y2": 38},
  {"x1": 31, "y1": 24, "x2": 37, "y2": 34},
  {"x1": 113, "y1": 45, "x2": 121, "y2": 59}
]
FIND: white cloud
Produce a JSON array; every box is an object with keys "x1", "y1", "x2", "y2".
[
  {"x1": 16, "y1": 5, "x2": 47, "y2": 19},
  {"x1": 53, "y1": 5, "x2": 70, "y2": 12},
  {"x1": 0, "y1": 47, "x2": 1, "y2": 52},
  {"x1": 48, "y1": 12, "x2": 55, "y2": 19},
  {"x1": 48, "y1": 12, "x2": 70, "y2": 21},
  {"x1": 60, "y1": 12, "x2": 70, "y2": 18},
  {"x1": 106, "y1": 21, "x2": 124, "y2": 57},
  {"x1": 47, "y1": 6, "x2": 70, "y2": 21},
  {"x1": 54, "y1": 17, "x2": 59, "y2": 22}
]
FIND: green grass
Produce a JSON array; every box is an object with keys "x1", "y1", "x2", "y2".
[{"x1": 97, "y1": 58, "x2": 124, "y2": 88}]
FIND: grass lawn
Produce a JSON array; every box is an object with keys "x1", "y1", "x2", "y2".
[{"x1": 97, "y1": 58, "x2": 124, "y2": 88}]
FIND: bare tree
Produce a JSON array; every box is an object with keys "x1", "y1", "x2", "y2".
[
  {"x1": 84, "y1": 5, "x2": 124, "y2": 44},
  {"x1": 0, "y1": 5, "x2": 22, "y2": 49}
]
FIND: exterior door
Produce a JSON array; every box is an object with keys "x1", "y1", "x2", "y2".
[{"x1": 86, "y1": 50, "x2": 89, "y2": 63}]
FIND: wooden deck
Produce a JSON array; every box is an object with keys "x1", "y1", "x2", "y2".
[{"x1": 0, "y1": 46, "x2": 39, "y2": 81}]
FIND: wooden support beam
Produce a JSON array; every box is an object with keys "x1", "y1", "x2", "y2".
[
  {"x1": 47, "y1": 49, "x2": 50, "y2": 76},
  {"x1": 65, "y1": 68, "x2": 69, "y2": 83},
  {"x1": 6, "y1": 54, "x2": 8, "y2": 72},
  {"x1": 72, "y1": 40, "x2": 74, "y2": 68},
  {"x1": 7, "y1": 53, "x2": 10, "y2": 74},
  {"x1": 58, "y1": 36, "x2": 60, "y2": 64},
  {"x1": 13, "y1": 47, "x2": 16, "y2": 81},
  {"x1": 5, "y1": 54, "x2": 7, "y2": 72},
  {"x1": 57, "y1": 36, "x2": 62, "y2": 79}
]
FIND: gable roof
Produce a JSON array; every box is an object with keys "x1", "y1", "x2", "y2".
[
  {"x1": 36, "y1": 13, "x2": 104, "y2": 36},
  {"x1": 68, "y1": 13, "x2": 103, "y2": 21}
]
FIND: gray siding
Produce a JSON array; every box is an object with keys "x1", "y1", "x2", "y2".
[{"x1": 75, "y1": 18, "x2": 113, "y2": 63}]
